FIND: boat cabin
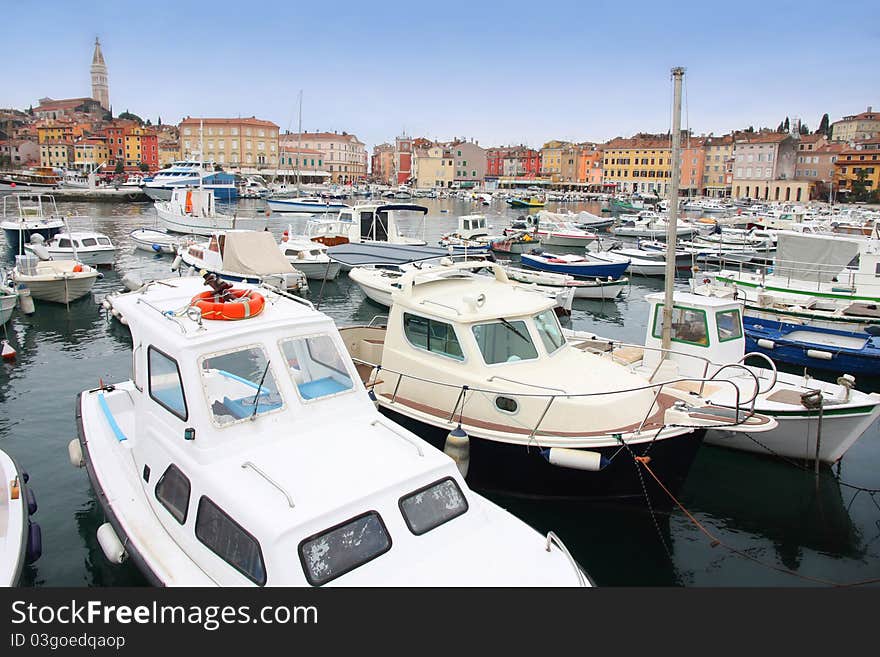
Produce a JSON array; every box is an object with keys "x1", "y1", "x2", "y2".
[
  {"x1": 334, "y1": 203, "x2": 428, "y2": 244},
  {"x1": 455, "y1": 214, "x2": 489, "y2": 239},
  {"x1": 169, "y1": 188, "x2": 217, "y2": 218}
]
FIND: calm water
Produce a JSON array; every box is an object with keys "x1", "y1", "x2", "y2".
[{"x1": 2, "y1": 196, "x2": 879, "y2": 587}]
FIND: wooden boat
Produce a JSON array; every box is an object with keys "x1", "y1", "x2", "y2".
[
  {"x1": 520, "y1": 250, "x2": 629, "y2": 280},
  {"x1": 507, "y1": 197, "x2": 545, "y2": 208}
]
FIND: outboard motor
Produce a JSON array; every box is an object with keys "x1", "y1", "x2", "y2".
[{"x1": 28, "y1": 234, "x2": 51, "y2": 261}]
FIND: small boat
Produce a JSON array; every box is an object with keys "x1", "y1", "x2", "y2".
[
  {"x1": 742, "y1": 316, "x2": 880, "y2": 377},
  {"x1": 520, "y1": 250, "x2": 630, "y2": 280},
  {"x1": 77, "y1": 273, "x2": 588, "y2": 586},
  {"x1": 584, "y1": 242, "x2": 666, "y2": 277},
  {"x1": 278, "y1": 230, "x2": 342, "y2": 281},
  {"x1": 0, "y1": 166, "x2": 59, "y2": 192},
  {"x1": 539, "y1": 209, "x2": 613, "y2": 230},
  {"x1": 438, "y1": 214, "x2": 496, "y2": 253},
  {"x1": 487, "y1": 230, "x2": 541, "y2": 254},
  {"x1": 175, "y1": 230, "x2": 308, "y2": 294},
  {"x1": 505, "y1": 214, "x2": 598, "y2": 248},
  {"x1": 156, "y1": 188, "x2": 268, "y2": 235},
  {"x1": 24, "y1": 231, "x2": 116, "y2": 268},
  {"x1": 129, "y1": 227, "x2": 180, "y2": 255},
  {"x1": 503, "y1": 264, "x2": 628, "y2": 300},
  {"x1": 11, "y1": 255, "x2": 100, "y2": 304},
  {"x1": 1, "y1": 194, "x2": 65, "y2": 254},
  {"x1": 611, "y1": 212, "x2": 699, "y2": 239},
  {"x1": 0, "y1": 448, "x2": 42, "y2": 585},
  {"x1": 507, "y1": 196, "x2": 545, "y2": 208},
  {"x1": 266, "y1": 196, "x2": 349, "y2": 214},
  {"x1": 1, "y1": 277, "x2": 17, "y2": 326},
  {"x1": 143, "y1": 160, "x2": 238, "y2": 201}
]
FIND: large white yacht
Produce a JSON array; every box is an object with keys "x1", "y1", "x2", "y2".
[
  {"x1": 74, "y1": 275, "x2": 590, "y2": 586},
  {"x1": 143, "y1": 160, "x2": 237, "y2": 201}
]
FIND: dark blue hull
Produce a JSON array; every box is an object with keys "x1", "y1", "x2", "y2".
[
  {"x1": 3, "y1": 226, "x2": 63, "y2": 254},
  {"x1": 520, "y1": 254, "x2": 628, "y2": 280},
  {"x1": 379, "y1": 405, "x2": 705, "y2": 506},
  {"x1": 743, "y1": 316, "x2": 880, "y2": 376}
]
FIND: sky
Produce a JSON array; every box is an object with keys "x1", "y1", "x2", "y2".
[{"x1": 2, "y1": 0, "x2": 877, "y2": 151}]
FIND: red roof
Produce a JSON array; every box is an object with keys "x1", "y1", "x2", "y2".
[{"x1": 180, "y1": 117, "x2": 279, "y2": 129}]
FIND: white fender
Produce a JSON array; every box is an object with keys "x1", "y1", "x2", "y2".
[{"x1": 97, "y1": 522, "x2": 128, "y2": 565}]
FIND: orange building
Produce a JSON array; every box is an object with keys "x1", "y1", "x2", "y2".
[
  {"x1": 680, "y1": 136, "x2": 706, "y2": 196},
  {"x1": 577, "y1": 146, "x2": 603, "y2": 185}
]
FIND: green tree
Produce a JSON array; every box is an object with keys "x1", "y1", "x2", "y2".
[
  {"x1": 138, "y1": 162, "x2": 150, "y2": 172},
  {"x1": 145, "y1": 118, "x2": 152, "y2": 126},
  {"x1": 777, "y1": 121, "x2": 785, "y2": 132},
  {"x1": 799, "y1": 123, "x2": 810, "y2": 135},
  {"x1": 27, "y1": 105, "x2": 33, "y2": 116},
  {"x1": 118, "y1": 110, "x2": 144, "y2": 125},
  {"x1": 817, "y1": 113, "x2": 830, "y2": 136},
  {"x1": 783, "y1": 117, "x2": 790, "y2": 132},
  {"x1": 114, "y1": 161, "x2": 124, "y2": 174}
]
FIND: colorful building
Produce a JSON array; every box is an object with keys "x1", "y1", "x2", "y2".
[
  {"x1": 540, "y1": 140, "x2": 569, "y2": 181},
  {"x1": 280, "y1": 131, "x2": 367, "y2": 183},
  {"x1": 577, "y1": 144, "x2": 603, "y2": 185},
  {"x1": 680, "y1": 136, "x2": 706, "y2": 196},
  {"x1": 602, "y1": 135, "x2": 672, "y2": 194},
  {"x1": 74, "y1": 138, "x2": 110, "y2": 170},
  {"x1": 834, "y1": 138, "x2": 880, "y2": 199},
  {"x1": 413, "y1": 144, "x2": 454, "y2": 188},
  {"x1": 394, "y1": 135, "x2": 413, "y2": 185},
  {"x1": 831, "y1": 107, "x2": 880, "y2": 142},
  {"x1": 486, "y1": 145, "x2": 541, "y2": 178},
  {"x1": 371, "y1": 143, "x2": 395, "y2": 184},
  {"x1": 730, "y1": 131, "x2": 808, "y2": 201},
  {"x1": 180, "y1": 116, "x2": 280, "y2": 171},
  {"x1": 452, "y1": 140, "x2": 486, "y2": 187},
  {"x1": 702, "y1": 135, "x2": 735, "y2": 197}
]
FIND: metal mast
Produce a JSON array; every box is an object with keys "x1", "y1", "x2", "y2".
[{"x1": 661, "y1": 66, "x2": 685, "y2": 354}]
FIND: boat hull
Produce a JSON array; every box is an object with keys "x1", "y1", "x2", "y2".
[
  {"x1": 0, "y1": 449, "x2": 29, "y2": 586},
  {"x1": 3, "y1": 226, "x2": 64, "y2": 254},
  {"x1": 521, "y1": 254, "x2": 629, "y2": 280},
  {"x1": 15, "y1": 273, "x2": 98, "y2": 304},
  {"x1": 145, "y1": 185, "x2": 237, "y2": 202},
  {"x1": 538, "y1": 234, "x2": 597, "y2": 248},
  {"x1": 267, "y1": 199, "x2": 348, "y2": 213},
  {"x1": 379, "y1": 405, "x2": 705, "y2": 505},
  {"x1": 156, "y1": 207, "x2": 268, "y2": 235},
  {"x1": 1, "y1": 293, "x2": 15, "y2": 325},
  {"x1": 292, "y1": 260, "x2": 342, "y2": 281}
]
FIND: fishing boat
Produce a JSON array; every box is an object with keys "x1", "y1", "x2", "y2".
[
  {"x1": 437, "y1": 214, "x2": 496, "y2": 253},
  {"x1": 174, "y1": 230, "x2": 308, "y2": 294},
  {"x1": 1, "y1": 194, "x2": 65, "y2": 254},
  {"x1": 143, "y1": 160, "x2": 238, "y2": 201},
  {"x1": 507, "y1": 196, "x2": 545, "y2": 208},
  {"x1": 0, "y1": 448, "x2": 42, "y2": 585},
  {"x1": 742, "y1": 316, "x2": 880, "y2": 377},
  {"x1": 278, "y1": 229, "x2": 342, "y2": 281},
  {"x1": 539, "y1": 209, "x2": 613, "y2": 230},
  {"x1": 340, "y1": 260, "x2": 773, "y2": 503},
  {"x1": 73, "y1": 274, "x2": 589, "y2": 586},
  {"x1": 24, "y1": 231, "x2": 116, "y2": 268},
  {"x1": 0, "y1": 166, "x2": 60, "y2": 192},
  {"x1": 11, "y1": 254, "x2": 100, "y2": 304},
  {"x1": 502, "y1": 264, "x2": 628, "y2": 299},
  {"x1": 129, "y1": 227, "x2": 181, "y2": 255},
  {"x1": 520, "y1": 250, "x2": 630, "y2": 280},
  {"x1": 155, "y1": 188, "x2": 268, "y2": 235},
  {"x1": 486, "y1": 230, "x2": 541, "y2": 255},
  {"x1": 266, "y1": 197, "x2": 349, "y2": 214},
  {"x1": 567, "y1": 292, "x2": 876, "y2": 463}
]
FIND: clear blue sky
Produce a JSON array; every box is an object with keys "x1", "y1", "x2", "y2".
[{"x1": 3, "y1": 0, "x2": 876, "y2": 150}]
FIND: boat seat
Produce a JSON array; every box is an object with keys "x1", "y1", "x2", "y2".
[
  {"x1": 610, "y1": 346, "x2": 645, "y2": 365},
  {"x1": 359, "y1": 339, "x2": 384, "y2": 364},
  {"x1": 221, "y1": 393, "x2": 282, "y2": 419},
  {"x1": 297, "y1": 377, "x2": 350, "y2": 400}
]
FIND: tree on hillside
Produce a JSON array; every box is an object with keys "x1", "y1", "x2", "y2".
[
  {"x1": 158, "y1": 116, "x2": 162, "y2": 126},
  {"x1": 118, "y1": 110, "x2": 144, "y2": 125},
  {"x1": 799, "y1": 123, "x2": 810, "y2": 134},
  {"x1": 783, "y1": 117, "x2": 790, "y2": 132},
  {"x1": 777, "y1": 121, "x2": 785, "y2": 132},
  {"x1": 817, "y1": 113, "x2": 830, "y2": 136},
  {"x1": 745, "y1": 126, "x2": 755, "y2": 133},
  {"x1": 27, "y1": 105, "x2": 33, "y2": 116},
  {"x1": 145, "y1": 118, "x2": 152, "y2": 126}
]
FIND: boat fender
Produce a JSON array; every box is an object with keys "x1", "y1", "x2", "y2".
[
  {"x1": 170, "y1": 254, "x2": 183, "y2": 272},
  {"x1": 806, "y1": 349, "x2": 833, "y2": 361},
  {"x1": 97, "y1": 522, "x2": 128, "y2": 565},
  {"x1": 26, "y1": 521, "x2": 42, "y2": 564},
  {"x1": 151, "y1": 243, "x2": 162, "y2": 252},
  {"x1": 444, "y1": 426, "x2": 470, "y2": 477},
  {"x1": 25, "y1": 486, "x2": 37, "y2": 515},
  {"x1": 542, "y1": 447, "x2": 610, "y2": 472},
  {"x1": 121, "y1": 273, "x2": 144, "y2": 292},
  {"x1": 757, "y1": 339, "x2": 775, "y2": 350},
  {"x1": 72, "y1": 264, "x2": 83, "y2": 273},
  {"x1": 68, "y1": 438, "x2": 85, "y2": 468},
  {"x1": 17, "y1": 287, "x2": 35, "y2": 315}
]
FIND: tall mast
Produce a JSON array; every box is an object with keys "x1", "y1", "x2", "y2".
[
  {"x1": 297, "y1": 90, "x2": 303, "y2": 194},
  {"x1": 199, "y1": 119, "x2": 204, "y2": 189},
  {"x1": 661, "y1": 66, "x2": 685, "y2": 355}
]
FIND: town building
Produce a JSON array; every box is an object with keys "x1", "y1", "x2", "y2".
[
  {"x1": 831, "y1": 107, "x2": 880, "y2": 142},
  {"x1": 486, "y1": 145, "x2": 541, "y2": 179},
  {"x1": 702, "y1": 134, "x2": 735, "y2": 197},
  {"x1": 452, "y1": 140, "x2": 486, "y2": 188},
  {"x1": 39, "y1": 142, "x2": 73, "y2": 168},
  {"x1": 0, "y1": 139, "x2": 39, "y2": 168},
  {"x1": 73, "y1": 138, "x2": 110, "y2": 170},
  {"x1": 834, "y1": 137, "x2": 880, "y2": 199},
  {"x1": 577, "y1": 144, "x2": 603, "y2": 185},
  {"x1": 371, "y1": 143, "x2": 395, "y2": 184},
  {"x1": 393, "y1": 134, "x2": 413, "y2": 185},
  {"x1": 680, "y1": 136, "x2": 706, "y2": 196},
  {"x1": 90, "y1": 38, "x2": 110, "y2": 110},
  {"x1": 280, "y1": 131, "x2": 367, "y2": 183},
  {"x1": 540, "y1": 140, "x2": 569, "y2": 181},
  {"x1": 180, "y1": 117, "x2": 279, "y2": 171},
  {"x1": 277, "y1": 144, "x2": 330, "y2": 184},
  {"x1": 730, "y1": 131, "x2": 808, "y2": 202},
  {"x1": 33, "y1": 97, "x2": 105, "y2": 121},
  {"x1": 413, "y1": 144, "x2": 455, "y2": 188},
  {"x1": 602, "y1": 135, "x2": 672, "y2": 195}
]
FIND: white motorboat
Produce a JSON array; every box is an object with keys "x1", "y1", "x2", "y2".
[
  {"x1": 611, "y1": 212, "x2": 699, "y2": 239},
  {"x1": 349, "y1": 260, "x2": 575, "y2": 315},
  {"x1": 567, "y1": 291, "x2": 880, "y2": 463},
  {"x1": 1, "y1": 194, "x2": 65, "y2": 254},
  {"x1": 584, "y1": 242, "x2": 666, "y2": 277},
  {"x1": 25, "y1": 231, "x2": 116, "y2": 268},
  {"x1": 0, "y1": 448, "x2": 42, "y2": 586},
  {"x1": 340, "y1": 260, "x2": 775, "y2": 503},
  {"x1": 11, "y1": 255, "x2": 100, "y2": 304},
  {"x1": 278, "y1": 229, "x2": 341, "y2": 281},
  {"x1": 76, "y1": 275, "x2": 589, "y2": 586},
  {"x1": 502, "y1": 264, "x2": 628, "y2": 299},
  {"x1": 505, "y1": 214, "x2": 597, "y2": 248},
  {"x1": 143, "y1": 160, "x2": 237, "y2": 201},
  {"x1": 155, "y1": 188, "x2": 268, "y2": 235},
  {"x1": 175, "y1": 230, "x2": 308, "y2": 294},
  {"x1": 129, "y1": 227, "x2": 181, "y2": 255},
  {"x1": 539, "y1": 209, "x2": 613, "y2": 230},
  {"x1": 267, "y1": 196, "x2": 348, "y2": 214}
]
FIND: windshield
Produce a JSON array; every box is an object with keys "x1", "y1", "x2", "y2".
[
  {"x1": 280, "y1": 334, "x2": 354, "y2": 400},
  {"x1": 534, "y1": 309, "x2": 565, "y2": 353},
  {"x1": 200, "y1": 346, "x2": 282, "y2": 426},
  {"x1": 472, "y1": 320, "x2": 538, "y2": 364}
]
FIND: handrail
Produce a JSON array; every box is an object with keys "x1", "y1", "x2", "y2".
[
  {"x1": 546, "y1": 531, "x2": 588, "y2": 587},
  {"x1": 486, "y1": 375, "x2": 567, "y2": 395},
  {"x1": 367, "y1": 314, "x2": 388, "y2": 327},
  {"x1": 259, "y1": 283, "x2": 315, "y2": 309},
  {"x1": 135, "y1": 297, "x2": 186, "y2": 333},
  {"x1": 241, "y1": 461, "x2": 295, "y2": 508},
  {"x1": 370, "y1": 418, "x2": 424, "y2": 456},
  {"x1": 739, "y1": 351, "x2": 778, "y2": 394}
]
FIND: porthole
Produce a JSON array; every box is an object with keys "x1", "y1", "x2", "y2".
[{"x1": 495, "y1": 396, "x2": 518, "y2": 413}]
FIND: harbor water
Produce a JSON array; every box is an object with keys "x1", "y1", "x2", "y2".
[{"x1": 2, "y1": 197, "x2": 879, "y2": 587}]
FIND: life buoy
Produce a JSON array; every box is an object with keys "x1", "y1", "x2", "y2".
[
  {"x1": 190, "y1": 288, "x2": 266, "y2": 320},
  {"x1": 185, "y1": 190, "x2": 193, "y2": 214}
]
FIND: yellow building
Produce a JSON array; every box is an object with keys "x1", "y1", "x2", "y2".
[
  {"x1": 180, "y1": 116, "x2": 279, "y2": 171},
  {"x1": 124, "y1": 125, "x2": 145, "y2": 167},
  {"x1": 702, "y1": 135, "x2": 735, "y2": 197},
  {"x1": 413, "y1": 145, "x2": 455, "y2": 188},
  {"x1": 834, "y1": 138, "x2": 880, "y2": 198},
  {"x1": 831, "y1": 107, "x2": 880, "y2": 142},
  {"x1": 602, "y1": 136, "x2": 671, "y2": 194},
  {"x1": 540, "y1": 140, "x2": 569, "y2": 181},
  {"x1": 39, "y1": 142, "x2": 73, "y2": 167},
  {"x1": 158, "y1": 140, "x2": 181, "y2": 167},
  {"x1": 74, "y1": 139, "x2": 110, "y2": 169}
]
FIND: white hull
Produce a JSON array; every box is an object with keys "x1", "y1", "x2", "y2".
[
  {"x1": 1, "y1": 293, "x2": 15, "y2": 325},
  {"x1": 15, "y1": 273, "x2": 98, "y2": 303},
  {"x1": 26, "y1": 247, "x2": 115, "y2": 268},
  {"x1": 538, "y1": 234, "x2": 596, "y2": 248},
  {"x1": 157, "y1": 207, "x2": 268, "y2": 235},
  {"x1": 626, "y1": 260, "x2": 666, "y2": 276},
  {"x1": 291, "y1": 260, "x2": 342, "y2": 280},
  {"x1": 0, "y1": 449, "x2": 27, "y2": 586},
  {"x1": 268, "y1": 199, "x2": 347, "y2": 213}
]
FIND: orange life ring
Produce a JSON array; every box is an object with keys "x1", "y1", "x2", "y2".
[{"x1": 190, "y1": 288, "x2": 266, "y2": 320}]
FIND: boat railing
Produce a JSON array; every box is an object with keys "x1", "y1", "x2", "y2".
[
  {"x1": 353, "y1": 356, "x2": 758, "y2": 439},
  {"x1": 546, "y1": 531, "x2": 589, "y2": 587},
  {"x1": 259, "y1": 283, "x2": 315, "y2": 309},
  {"x1": 241, "y1": 461, "x2": 295, "y2": 508},
  {"x1": 708, "y1": 253, "x2": 868, "y2": 294}
]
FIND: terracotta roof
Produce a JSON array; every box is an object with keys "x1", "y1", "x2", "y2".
[
  {"x1": 280, "y1": 144, "x2": 322, "y2": 154},
  {"x1": 814, "y1": 142, "x2": 848, "y2": 154},
  {"x1": 734, "y1": 132, "x2": 791, "y2": 144},
  {"x1": 180, "y1": 117, "x2": 279, "y2": 128},
  {"x1": 704, "y1": 135, "x2": 734, "y2": 146},
  {"x1": 837, "y1": 111, "x2": 879, "y2": 122},
  {"x1": 36, "y1": 98, "x2": 98, "y2": 111},
  {"x1": 283, "y1": 131, "x2": 361, "y2": 143},
  {"x1": 798, "y1": 133, "x2": 826, "y2": 143},
  {"x1": 604, "y1": 137, "x2": 671, "y2": 150}
]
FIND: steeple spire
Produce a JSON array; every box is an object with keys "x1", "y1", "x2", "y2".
[{"x1": 90, "y1": 37, "x2": 109, "y2": 110}]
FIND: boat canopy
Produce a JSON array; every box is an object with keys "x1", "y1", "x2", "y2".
[
  {"x1": 774, "y1": 232, "x2": 861, "y2": 283},
  {"x1": 221, "y1": 231, "x2": 295, "y2": 275}
]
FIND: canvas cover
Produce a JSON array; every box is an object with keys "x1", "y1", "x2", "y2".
[
  {"x1": 773, "y1": 232, "x2": 860, "y2": 283},
  {"x1": 221, "y1": 231, "x2": 295, "y2": 275}
]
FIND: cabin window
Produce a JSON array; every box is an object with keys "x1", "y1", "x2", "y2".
[
  {"x1": 199, "y1": 346, "x2": 282, "y2": 426},
  {"x1": 195, "y1": 496, "x2": 266, "y2": 586},
  {"x1": 299, "y1": 511, "x2": 391, "y2": 586},
  {"x1": 472, "y1": 320, "x2": 538, "y2": 364},
  {"x1": 280, "y1": 334, "x2": 354, "y2": 401},
  {"x1": 155, "y1": 464, "x2": 190, "y2": 524},
  {"x1": 652, "y1": 305, "x2": 710, "y2": 347},
  {"x1": 58, "y1": 239, "x2": 72, "y2": 248},
  {"x1": 403, "y1": 314, "x2": 464, "y2": 360},
  {"x1": 148, "y1": 347, "x2": 188, "y2": 420},
  {"x1": 534, "y1": 309, "x2": 565, "y2": 354},
  {"x1": 81, "y1": 238, "x2": 97, "y2": 247},
  {"x1": 97, "y1": 237, "x2": 111, "y2": 246},
  {"x1": 399, "y1": 478, "x2": 468, "y2": 536},
  {"x1": 716, "y1": 309, "x2": 743, "y2": 342}
]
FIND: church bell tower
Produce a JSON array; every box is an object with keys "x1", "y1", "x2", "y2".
[{"x1": 90, "y1": 37, "x2": 110, "y2": 110}]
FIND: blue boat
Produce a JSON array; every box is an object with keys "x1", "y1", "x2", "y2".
[
  {"x1": 743, "y1": 315, "x2": 880, "y2": 376},
  {"x1": 520, "y1": 251, "x2": 629, "y2": 280}
]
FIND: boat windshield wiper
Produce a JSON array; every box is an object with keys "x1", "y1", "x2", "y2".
[
  {"x1": 250, "y1": 360, "x2": 271, "y2": 420},
  {"x1": 499, "y1": 318, "x2": 530, "y2": 342}
]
